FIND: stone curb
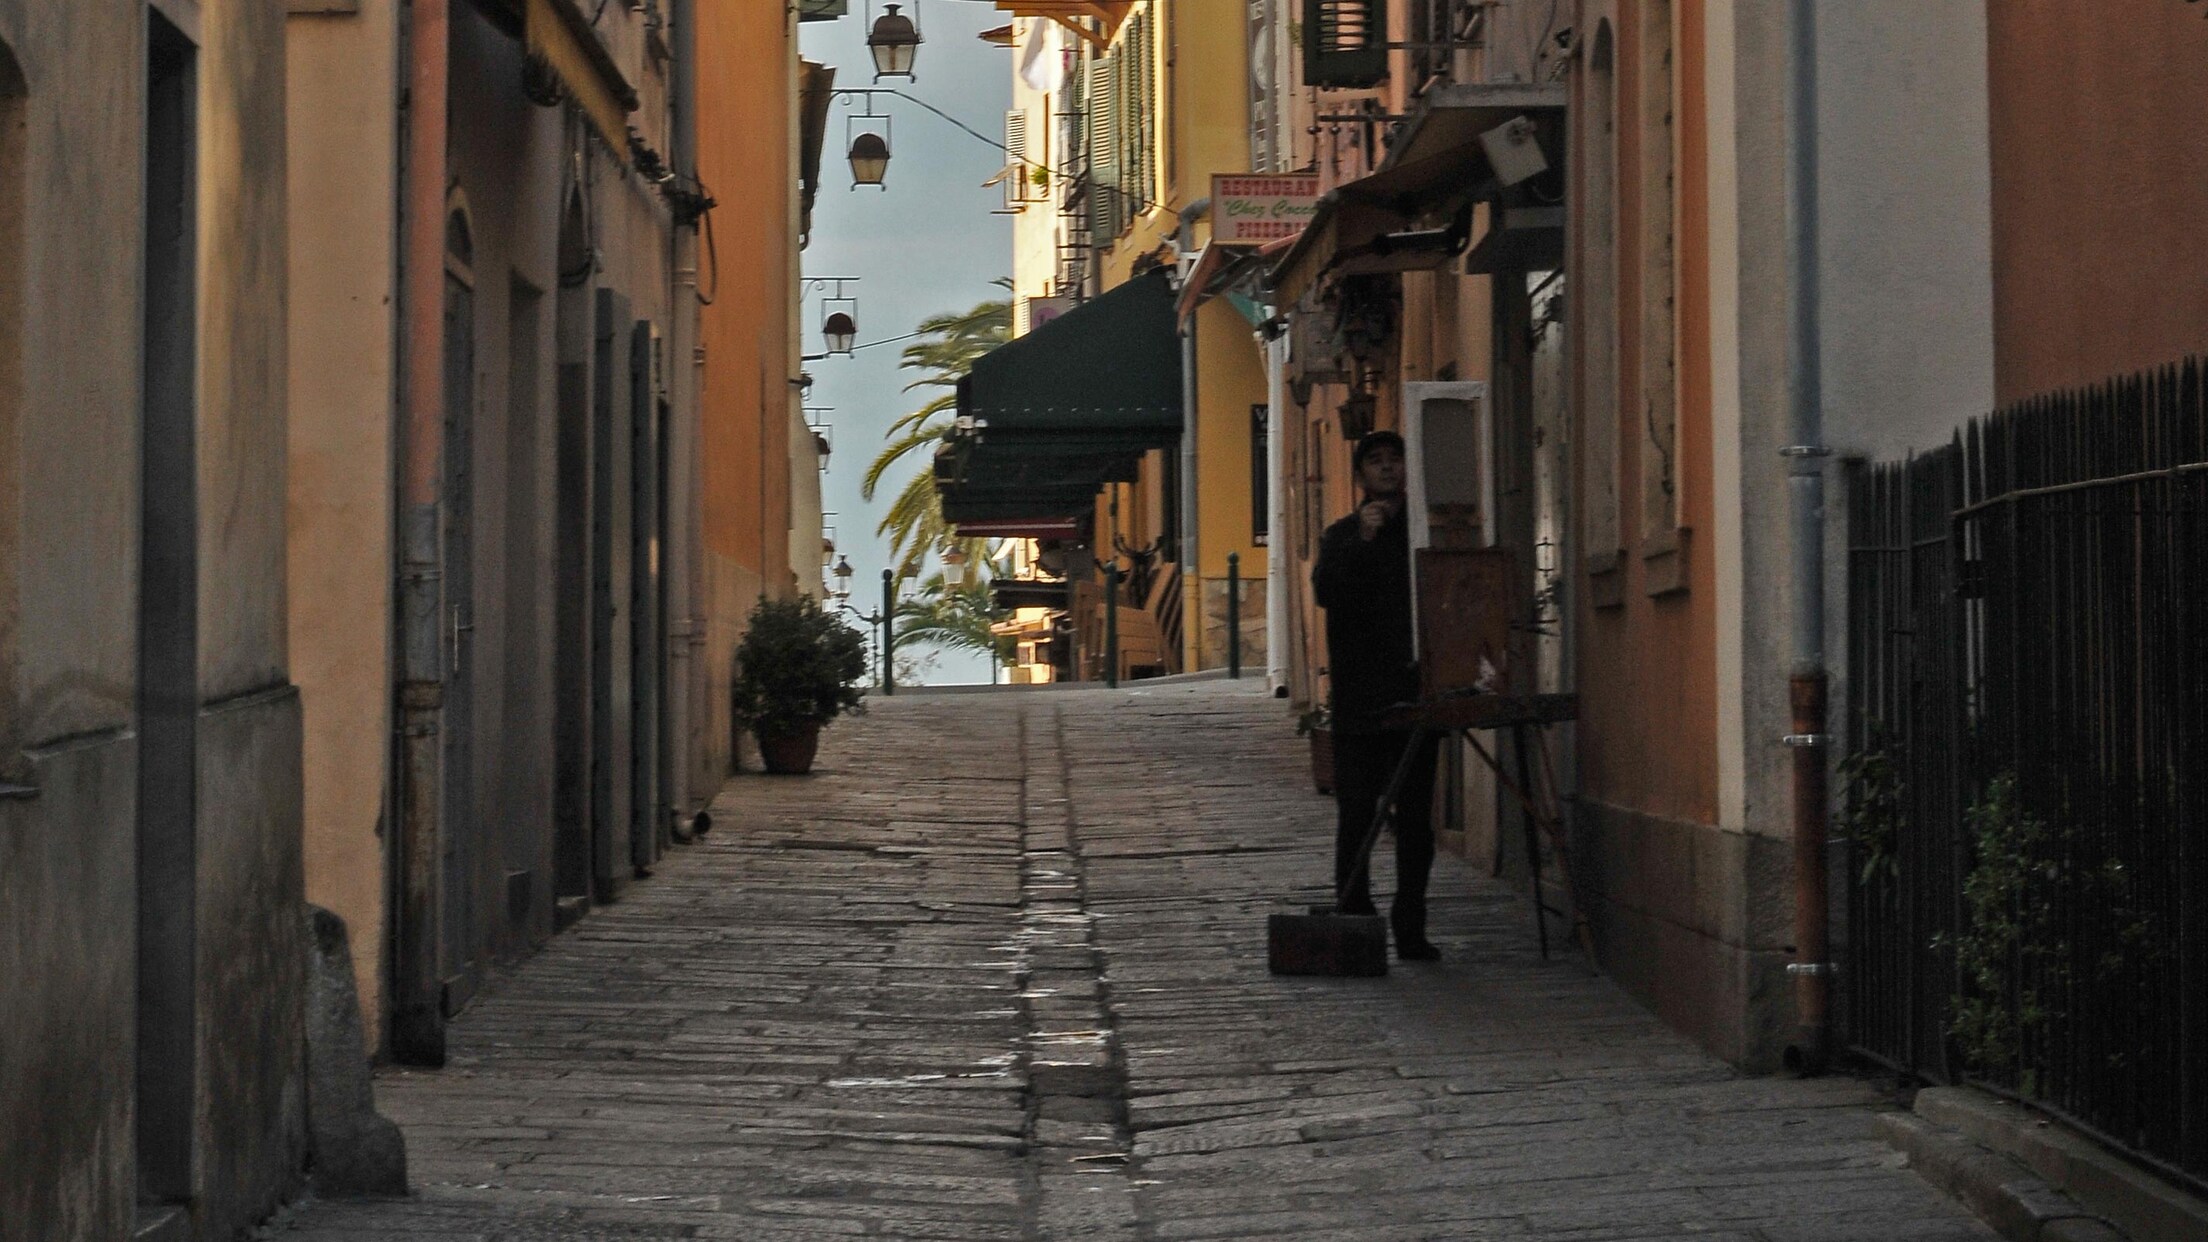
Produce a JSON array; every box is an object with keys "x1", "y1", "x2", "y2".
[
  {"x1": 1878, "y1": 1111, "x2": 2123, "y2": 1241},
  {"x1": 1913, "y1": 1087, "x2": 2208, "y2": 1242}
]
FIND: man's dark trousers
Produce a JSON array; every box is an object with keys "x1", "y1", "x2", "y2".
[{"x1": 1333, "y1": 728, "x2": 1440, "y2": 940}]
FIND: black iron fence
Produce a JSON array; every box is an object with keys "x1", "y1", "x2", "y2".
[{"x1": 1845, "y1": 359, "x2": 2208, "y2": 1192}]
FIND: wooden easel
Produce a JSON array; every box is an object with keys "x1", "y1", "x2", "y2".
[
  {"x1": 1377, "y1": 541, "x2": 1595, "y2": 966},
  {"x1": 1379, "y1": 694, "x2": 1595, "y2": 966}
]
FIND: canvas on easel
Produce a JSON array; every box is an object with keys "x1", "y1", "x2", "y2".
[{"x1": 1417, "y1": 547, "x2": 1514, "y2": 701}]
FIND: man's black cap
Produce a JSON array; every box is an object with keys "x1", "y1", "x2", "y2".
[{"x1": 1352, "y1": 429, "x2": 1406, "y2": 470}]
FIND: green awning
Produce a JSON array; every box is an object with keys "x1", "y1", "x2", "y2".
[
  {"x1": 955, "y1": 269, "x2": 1182, "y2": 434},
  {"x1": 941, "y1": 270, "x2": 1183, "y2": 528}
]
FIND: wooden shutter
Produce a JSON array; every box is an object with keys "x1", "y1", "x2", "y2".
[
  {"x1": 1135, "y1": 13, "x2": 1155, "y2": 209},
  {"x1": 1087, "y1": 54, "x2": 1120, "y2": 238},
  {"x1": 1005, "y1": 110, "x2": 1031, "y2": 200}
]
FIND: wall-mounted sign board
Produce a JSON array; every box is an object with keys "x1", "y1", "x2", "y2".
[{"x1": 1212, "y1": 173, "x2": 1321, "y2": 244}]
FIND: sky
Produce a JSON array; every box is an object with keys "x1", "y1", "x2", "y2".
[{"x1": 799, "y1": 4, "x2": 1015, "y2": 685}]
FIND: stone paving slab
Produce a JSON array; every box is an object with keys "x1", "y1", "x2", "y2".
[{"x1": 269, "y1": 683, "x2": 1990, "y2": 1241}]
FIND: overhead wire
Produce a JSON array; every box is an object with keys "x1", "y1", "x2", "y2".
[{"x1": 835, "y1": 87, "x2": 1170, "y2": 216}]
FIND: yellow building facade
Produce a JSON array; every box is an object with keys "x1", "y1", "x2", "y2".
[{"x1": 977, "y1": 2, "x2": 1270, "y2": 678}]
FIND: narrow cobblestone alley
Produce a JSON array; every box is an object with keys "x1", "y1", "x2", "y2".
[{"x1": 271, "y1": 683, "x2": 1988, "y2": 1242}]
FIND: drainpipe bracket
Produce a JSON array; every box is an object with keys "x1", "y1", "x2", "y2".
[
  {"x1": 1778, "y1": 444, "x2": 1833, "y2": 458},
  {"x1": 1780, "y1": 733, "x2": 1831, "y2": 748},
  {"x1": 1786, "y1": 961, "x2": 1837, "y2": 977}
]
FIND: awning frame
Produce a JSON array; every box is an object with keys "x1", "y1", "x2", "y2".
[
  {"x1": 1268, "y1": 82, "x2": 1565, "y2": 306},
  {"x1": 993, "y1": 1, "x2": 1131, "y2": 49}
]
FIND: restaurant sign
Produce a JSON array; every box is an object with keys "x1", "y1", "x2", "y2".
[{"x1": 1211, "y1": 173, "x2": 1320, "y2": 244}]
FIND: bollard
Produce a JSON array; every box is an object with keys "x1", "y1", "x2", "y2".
[{"x1": 1227, "y1": 552, "x2": 1242, "y2": 679}]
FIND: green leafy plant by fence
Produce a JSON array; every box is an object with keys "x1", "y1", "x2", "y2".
[{"x1": 1938, "y1": 774, "x2": 2063, "y2": 1090}]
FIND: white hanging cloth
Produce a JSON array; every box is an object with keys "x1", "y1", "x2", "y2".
[{"x1": 1018, "y1": 19, "x2": 1066, "y2": 93}]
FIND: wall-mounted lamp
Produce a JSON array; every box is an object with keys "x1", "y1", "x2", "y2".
[
  {"x1": 802, "y1": 278, "x2": 861, "y2": 359},
  {"x1": 867, "y1": 3, "x2": 922, "y2": 79},
  {"x1": 848, "y1": 129, "x2": 891, "y2": 188}
]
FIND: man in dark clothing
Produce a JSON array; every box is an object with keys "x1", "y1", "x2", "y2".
[{"x1": 1311, "y1": 430, "x2": 1443, "y2": 962}]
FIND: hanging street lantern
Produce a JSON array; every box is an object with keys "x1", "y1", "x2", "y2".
[
  {"x1": 941, "y1": 545, "x2": 968, "y2": 587},
  {"x1": 847, "y1": 130, "x2": 891, "y2": 188},
  {"x1": 822, "y1": 311, "x2": 858, "y2": 355},
  {"x1": 831, "y1": 554, "x2": 855, "y2": 602},
  {"x1": 867, "y1": 4, "x2": 922, "y2": 79}
]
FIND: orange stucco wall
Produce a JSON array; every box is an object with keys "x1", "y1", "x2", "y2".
[
  {"x1": 1574, "y1": 0, "x2": 1719, "y2": 831},
  {"x1": 1986, "y1": 2, "x2": 2208, "y2": 404},
  {"x1": 696, "y1": 3, "x2": 794, "y2": 593}
]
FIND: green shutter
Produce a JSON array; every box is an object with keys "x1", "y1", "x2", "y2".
[{"x1": 1089, "y1": 54, "x2": 1121, "y2": 237}]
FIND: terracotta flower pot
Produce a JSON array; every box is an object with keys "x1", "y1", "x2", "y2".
[
  {"x1": 1310, "y1": 727, "x2": 1335, "y2": 796},
  {"x1": 756, "y1": 722, "x2": 824, "y2": 775}
]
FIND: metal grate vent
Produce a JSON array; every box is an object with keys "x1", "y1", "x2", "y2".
[{"x1": 1304, "y1": 0, "x2": 1387, "y2": 88}]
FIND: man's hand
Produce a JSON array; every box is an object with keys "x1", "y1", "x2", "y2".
[{"x1": 1357, "y1": 499, "x2": 1394, "y2": 541}]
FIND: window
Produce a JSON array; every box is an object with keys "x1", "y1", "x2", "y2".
[
  {"x1": 1086, "y1": 52, "x2": 1119, "y2": 238},
  {"x1": 1129, "y1": 11, "x2": 1155, "y2": 210},
  {"x1": 1083, "y1": 10, "x2": 1161, "y2": 242},
  {"x1": 1004, "y1": 109, "x2": 1028, "y2": 207}
]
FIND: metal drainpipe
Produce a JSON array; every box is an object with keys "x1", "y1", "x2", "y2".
[
  {"x1": 1176, "y1": 197, "x2": 1210, "y2": 669},
  {"x1": 670, "y1": 0, "x2": 704, "y2": 833},
  {"x1": 1782, "y1": 0, "x2": 1834, "y2": 1074},
  {"x1": 1265, "y1": 332, "x2": 1289, "y2": 692},
  {"x1": 393, "y1": 0, "x2": 452, "y2": 1068}
]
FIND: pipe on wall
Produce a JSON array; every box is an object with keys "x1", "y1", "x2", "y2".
[
  {"x1": 668, "y1": 0, "x2": 707, "y2": 830},
  {"x1": 1265, "y1": 332, "x2": 1289, "y2": 692},
  {"x1": 1175, "y1": 197, "x2": 1209, "y2": 671},
  {"x1": 392, "y1": 0, "x2": 451, "y2": 1068},
  {"x1": 1783, "y1": 0, "x2": 1833, "y2": 1074}
]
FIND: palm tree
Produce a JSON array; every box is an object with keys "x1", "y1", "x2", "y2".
[
  {"x1": 861, "y1": 289, "x2": 1011, "y2": 582},
  {"x1": 891, "y1": 572, "x2": 1013, "y2": 664}
]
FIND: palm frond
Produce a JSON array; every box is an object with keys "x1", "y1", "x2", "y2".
[
  {"x1": 861, "y1": 422, "x2": 951, "y2": 501},
  {"x1": 859, "y1": 290, "x2": 1026, "y2": 601}
]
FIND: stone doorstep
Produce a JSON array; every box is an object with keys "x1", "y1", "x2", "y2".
[
  {"x1": 1910, "y1": 1087, "x2": 2208, "y2": 1242},
  {"x1": 1880, "y1": 1087, "x2": 2208, "y2": 1242}
]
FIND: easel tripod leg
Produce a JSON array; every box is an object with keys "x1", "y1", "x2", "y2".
[{"x1": 1513, "y1": 725, "x2": 1550, "y2": 960}]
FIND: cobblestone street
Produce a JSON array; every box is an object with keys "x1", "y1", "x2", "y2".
[{"x1": 272, "y1": 683, "x2": 1988, "y2": 1241}]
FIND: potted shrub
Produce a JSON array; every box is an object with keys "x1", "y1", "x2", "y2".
[
  {"x1": 731, "y1": 595, "x2": 869, "y2": 775},
  {"x1": 1295, "y1": 704, "x2": 1335, "y2": 796}
]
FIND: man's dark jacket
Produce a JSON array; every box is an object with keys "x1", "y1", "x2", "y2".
[{"x1": 1312, "y1": 503, "x2": 1417, "y2": 734}]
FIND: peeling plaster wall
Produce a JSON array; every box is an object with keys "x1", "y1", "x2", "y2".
[{"x1": 0, "y1": 0, "x2": 306, "y2": 1235}]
